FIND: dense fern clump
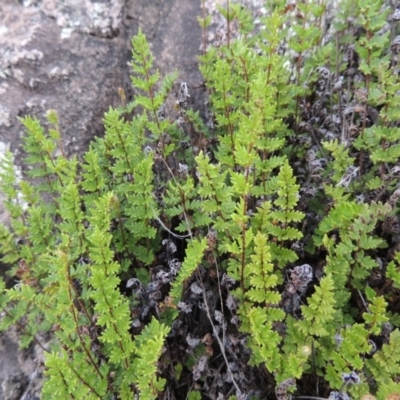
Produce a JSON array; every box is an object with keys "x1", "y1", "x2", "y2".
[{"x1": 1, "y1": 0, "x2": 400, "y2": 399}]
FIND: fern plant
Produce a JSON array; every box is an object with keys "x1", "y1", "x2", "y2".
[{"x1": 1, "y1": 1, "x2": 400, "y2": 399}]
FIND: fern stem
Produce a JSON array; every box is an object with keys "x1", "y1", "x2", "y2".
[
  {"x1": 1, "y1": 307, "x2": 49, "y2": 352},
  {"x1": 58, "y1": 370, "x2": 76, "y2": 399},
  {"x1": 99, "y1": 284, "x2": 130, "y2": 370},
  {"x1": 238, "y1": 55, "x2": 250, "y2": 103},
  {"x1": 65, "y1": 263, "x2": 106, "y2": 382},
  {"x1": 68, "y1": 362, "x2": 104, "y2": 399}
]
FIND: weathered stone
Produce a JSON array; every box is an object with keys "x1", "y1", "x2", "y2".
[
  {"x1": 0, "y1": 0, "x2": 203, "y2": 165},
  {"x1": 0, "y1": 0, "x2": 130, "y2": 164}
]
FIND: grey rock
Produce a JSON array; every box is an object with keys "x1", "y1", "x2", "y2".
[
  {"x1": 0, "y1": 327, "x2": 47, "y2": 400},
  {"x1": 0, "y1": 0, "x2": 131, "y2": 163},
  {"x1": 0, "y1": 0, "x2": 203, "y2": 165}
]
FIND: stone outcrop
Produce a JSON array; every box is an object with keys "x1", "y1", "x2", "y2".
[
  {"x1": 1, "y1": 0, "x2": 130, "y2": 164},
  {"x1": 0, "y1": 0, "x2": 203, "y2": 162}
]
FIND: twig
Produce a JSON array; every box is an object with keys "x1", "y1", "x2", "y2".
[
  {"x1": 197, "y1": 272, "x2": 242, "y2": 395},
  {"x1": 150, "y1": 205, "x2": 191, "y2": 239}
]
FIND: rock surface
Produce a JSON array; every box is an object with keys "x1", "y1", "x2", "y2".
[
  {"x1": 0, "y1": 0, "x2": 129, "y2": 161},
  {"x1": 0, "y1": 0, "x2": 203, "y2": 163},
  {"x1": 0, "y1": 0, "x2": 202, "y2": 398}
]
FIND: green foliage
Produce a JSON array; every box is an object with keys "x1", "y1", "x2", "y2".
[
  {"x1": 297, "y1": 275, "x2": 336, "y2": 338},
  {"x1": 237, "y1": 232, "x2": 284, "y2": 372},
  {"x1": 169, "y1": 238, "x2": 207, "y2": 301},
  {"x1": 133, "y1": 318, "x2": 170, "y2": 399},
  {"x1": 1, "y1": 1, "x2": 400, "y2": 399},
  {"x1": 367, "y1": 330, "x2": 400, "y2": 399}
]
